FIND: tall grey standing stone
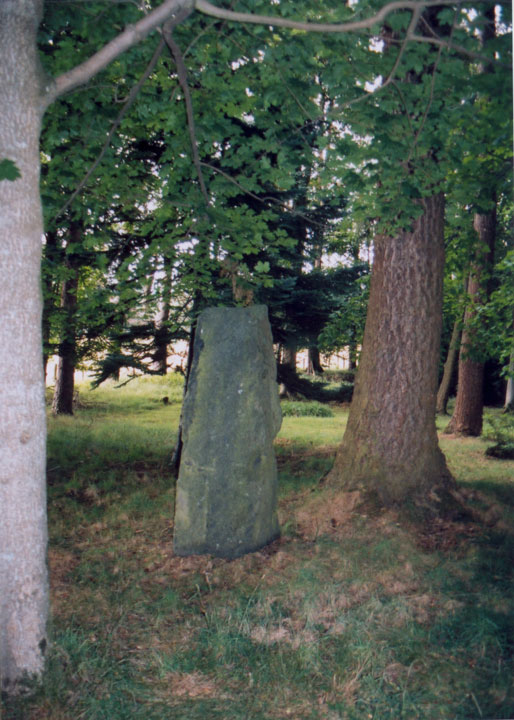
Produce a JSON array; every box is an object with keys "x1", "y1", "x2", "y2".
[{"x1": 174, "y1": 305, "x2": 281, "y2": 558}]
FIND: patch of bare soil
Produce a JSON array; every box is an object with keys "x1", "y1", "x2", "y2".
[
  {"x1": 166, "y1": 671, "x2": 228, "y2": 700},
  {"x1": 294, "y1": 490, "x2": 362, "y2": 541}
]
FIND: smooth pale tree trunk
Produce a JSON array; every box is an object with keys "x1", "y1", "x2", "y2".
[
  {"x1": 327, "y1": 195, "x2": 456, "y2": 514},
  {"x1": 0, "y1": 0, "x2": 49, "y2": 691},
  {"x1": 436, "y1": 315, "x2": 462, "y2": 415},
  {"x1": 0, "y1": 0, "x2": 197, "y2": 693},
  {"x1": 52, "y1": 232, "x2": 80, "y2": 415},
  {"x1": 446, "y1": 211, "x2": 495, "y2": 436}
]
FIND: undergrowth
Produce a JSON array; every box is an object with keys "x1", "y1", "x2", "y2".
[
  {"x1": 2, "y1": 377, "x2": 513, "y2": 720},
  {"x1": 483, "y1": 411, "x2": 514, "y2": 459},
  {"x1": 281, "y1": 400, "x2": 334, "y2": 418}
]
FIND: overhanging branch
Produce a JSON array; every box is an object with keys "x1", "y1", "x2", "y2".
[
  {"x1": 44, "y1": 0, "x2": 499, "y2": 113},
  {"x1": 194, "y1": 0, "x2": 490, "y2": 33},
  {"x1": 45, "y1": 0, "x2": 193, "y2": 108}
]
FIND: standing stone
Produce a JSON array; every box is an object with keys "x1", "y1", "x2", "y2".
[{"x1": 174, "y1": 305, "x2": 281, "y2": 558}]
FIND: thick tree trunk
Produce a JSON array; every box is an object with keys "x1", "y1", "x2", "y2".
[
  {"x1": 307, "y1": 346, "x2": 324, "y2": 375},
  {"x1": 283, "y1": 343, "x2": 297, "y2": 372},
  {"x1": 52, "y1": 235, "x2": 80, "y2": 416},
  {"x1": 446, "y1": 211, "x2": 495, "y2": 436},
  {"x1": 436, "y1": 315, "x2": 461, "y2": 415},
  {"x1": 0, "y1": 0, "x2": 48, "y2": 691},
  {"x1": 327, "y1": 195, "x2": 455, "y2": 513}
]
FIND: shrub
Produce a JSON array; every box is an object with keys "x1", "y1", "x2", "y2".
[
  {"x1": 483, "y1": 413, "x2": 514, "y2": 459},
  {"x1": 281, "y1": 401, "x2": 334, "y2": 418}
]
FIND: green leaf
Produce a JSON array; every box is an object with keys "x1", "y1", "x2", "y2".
[
  {"x1": 255, "y1": 260, "x2": 270, "y2": 274},
  {"x1": 0, "y1": 158, "x2": 21, "y2": 181}
]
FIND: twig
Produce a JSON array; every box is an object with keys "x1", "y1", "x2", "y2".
[
  {"x1": 384, "y1": 6, "x2": 423, "y2": 88},
  {"x1": 162, "y1": 17, "x2": 211, "y2": 207},
  {"x1": 327, "y1": 6, "x2": 422, "y2": 118},
  {"x1": 47, "y1": 0, "x2": 194, "y2": 106},
  {"x1": 51, "y1": 37, "x2": 166, "y2": 224},
  {"x1": 406, "y1": 43, "x2": 444, "y2": 163},
  {"x1": 390, "y1": 80, "x2": 416, "y2": 139},
  {"x1": 406, "y1": 6, "x2": 459, "y2": 164},
  {"x1": 199, "y1": 161, "x2": 331, "y2": 230},
  {"x1": 410, "y1": 33, "x2": 502, "y2": 66}
]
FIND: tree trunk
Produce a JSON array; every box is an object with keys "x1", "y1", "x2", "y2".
[
  {"x1": 153, "y1": 257, "x2": 173, "y2": 375},
  {"x1": 348, "y1": 342, "x2": 358, "y2": 370},
  {"x1": 504, "y1": 311, "x2": 514, "y2": 412},
  {"x1": 0, "y1": 0, "x2": 48, "y2": 691},
  {"x1": 52, "y1": 232, "x2": 80, "y2": 416},
  {"x1": 283, "y1": 343, "x2": 297, "y2": 372},
  {"x1": 446, "y1": 211, "x2": 495, "y2": 436},
  {"x1": 171, "y1": 295, "x2": 200, "y2": 477},
  {"x1": 327, "y1": 195, "x2": 455, "y2": 514},
  {"x1": 504, "y1": 356, "x2": 514, "y2": 412},
  {"x1": 446, "y1": 11, "x2": 496, "y2": 435},
  {"x1": 436, "y1": 315, "x2": 462, "y2": 415},
  {"x1": 307, "y1": 346, "x2": 324, "y2": 375},
  {"x1": 505, "y1": 352, "x2": 514, "y2": 412},
  {"x1": 42, "y1": 231, "x2": 60, "y2": 382}
]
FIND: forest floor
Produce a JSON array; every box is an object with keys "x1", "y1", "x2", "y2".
[{"x1": 2, "y1": 375, "x2": 513, "y2": 720}]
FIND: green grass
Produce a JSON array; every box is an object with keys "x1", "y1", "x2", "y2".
[{"x1": 2, "y1": 379, "x2": 513, "y2": 720}]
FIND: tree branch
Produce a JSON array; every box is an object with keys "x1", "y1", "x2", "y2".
[
  {"x1": 44, "y1": 0, "x2": 194, "y2": 108},
  {"x1": 194, "y1": 0, "x2": 486, "y2": 34},
  {"x1": 162, "y1": 18, "x2": 211, "y2": 207},
  {"x1": 406, "y1": 7, "x2": 459, "y2": 164},
  {"x1": 51, "y1": 37, "x2": 166, "y2": 224},
  {"x1": 410, "y1": 33, "x2": 503, "y2": 65},
  {"x1": 199, "y1": 161, "x2": 330, "y2": 230}
]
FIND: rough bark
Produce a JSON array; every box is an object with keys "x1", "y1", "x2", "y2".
[
  {"x1": 0, "y1": 0, "x2": 48, "y2": 691},
  {"x1": 307, "y1": 346, "x2": 324, "y2": 375},
  {"x1": 436, "y1": 315, "x2": 461, "y2": 414},
  {"x1": 52, "y1": 231, "x2": 80, "y2": 416},
  {"x1": 446, "y1": 211, "x2": 495, "y2": 436},
  {"x1": 283, "y1": 343, "x2": 297, "y2": 372},
  {"x1": 327, "y1": 195, "x2": 455, "y2": 513}
]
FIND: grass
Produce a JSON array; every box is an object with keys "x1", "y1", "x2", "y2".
[{"x1": 2, "y1": 378, "x2": 513, "y2": 720}]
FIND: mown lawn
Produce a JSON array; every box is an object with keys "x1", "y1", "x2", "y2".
[{"x1": 2, "y1": 377, "x2": 513, "y2": 720}]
